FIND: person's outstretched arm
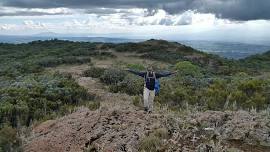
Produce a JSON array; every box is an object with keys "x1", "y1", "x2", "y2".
[
  {"x1": 126, "y1": 69, "x2": 146, "y2": 78},
  {"x1": 156, "y1": 71, "x2": 177, "y2": 78}
]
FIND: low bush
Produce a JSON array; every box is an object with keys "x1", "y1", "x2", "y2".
[
  {"x1": 61, "y1": 56, "x2": 91, "y2": 64},
  {"x1": 0, "y1": 73, "x2": 94, "y2": 127},
  {"x1": 37, "y1": 56, "x2": 61, "y2": 67},
  {"x1": 132, "y1": 96, "x2": 143, "y2": 107},
  {"x1": 156, "y1": 76, "x2": 208, "y2": 109},
  {"x1": 233, "y1": 79, "x2": 269, "y2": 109},
  {"x1": 83, "y1": 67, "x2": 105, "y2": 78},
  {"x1": 0, "y1": 126, "x2": 21, "y2": 152},
  {"x1": 204, "y1": 79, "x2": 229, "y2": 110},
  {"x1": 100, "y1": 69, "x2": 127, "y2": 85},
  {"x1": 109, "y1": 75, "x2": 144, "y2": 95},
  {"x1": 175, "y1": 61, "x2": 202, "y2": 77},
  {"x1": 240, "y1": 50, "x2": 270, "y2": 71},
  {"x1": 203, "y1": 78, "x2": 270, "y2": 110},
  {"x1": 37, "y1": 56, "x2": 91, "y2": 67},
  {"x1": 70, "y1": 48, "x2": 96, "y2": 56}
]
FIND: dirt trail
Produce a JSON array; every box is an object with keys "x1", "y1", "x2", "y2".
[
  {"x1": 49, "y1": 64, "x2": 138, "y2": 111},
  {"x1": 24, "y1": 65, "x2": 165, "y2": 152}
]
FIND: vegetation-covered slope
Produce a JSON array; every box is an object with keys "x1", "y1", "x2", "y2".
[
  {"x1": 112, "y1": 39, "x2": 237, "y2": 74},
  {"x1": 240, "y1": 50, "x2": 270, "y2": 71}
]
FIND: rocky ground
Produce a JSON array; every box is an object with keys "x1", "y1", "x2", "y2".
[{"x1": 23, "y1": 64, "x2": 270, "y2": 152}]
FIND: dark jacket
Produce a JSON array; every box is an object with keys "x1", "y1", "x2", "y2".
[{"x1": 127, "y1": 69, "x2": 173, "y2": 90}]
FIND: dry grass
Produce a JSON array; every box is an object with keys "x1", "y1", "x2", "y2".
[
  {"x1": 138, "y1": 135, "x2": 162, "y2": 152},
  {"x1": 87, "y1": 101, "x2": 101, "y2": 111}
]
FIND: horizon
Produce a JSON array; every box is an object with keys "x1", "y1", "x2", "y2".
[
  {"x1": 1, "y1": 32, "x2": 270, "y2": 47},
  {"x1": 0, "y1": 1, "x2": 270, "y2": 45},
  {"x1": 1, "y1": 35, "x2": 269, "y2": 59}
]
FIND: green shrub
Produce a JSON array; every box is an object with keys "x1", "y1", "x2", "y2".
[
  {"x1": 37, "y1": 56, "x2": 61, "y2": 67},
  {"x1": 132, "y1": 96, "x2": 143, "y2": 107},
  {"x1": 0, "y1": 126, "x2": 21, "y2": 152},
  {"x1": 83, "y1": 67, "x2": 105, "y2": 78},
  {"x1": 235, "y1": 79, "x2": 268, "y2": 109},
  {"x1": 240, "y1": 50, "x2": 270, "y2": 71},
  {"x1": 0, "y1": 73, "x2": 94, "y2": 127},
  {"x1": 70, "y1": 48, "x2": 96, "y2": 56},
  {"x1": 156, "y1": 76, "x2": 207, "y2": 109},
  {"x1": 109, "y1": 75, "x2": 144, "y2": 95},
  {"x1": 238, "y1": 79, "x2": 264, "y2": 97},
  {"x1": 175, "y1": 61, "x2": 202, "y2": 77},
  {"x1": 61, "y1": 56, "x2": 91, "y2": 64},
  {"x1": 38, "y1": 56, "x2": 91, "y2": 67},
  {"x1": 100, "y1": 69, "x2": 127, "y2": 85},
  {"x1": 230, "y1": 90, "x2": 248, "y2": 108},
  {"x1": 204, "y1": 80, "x2": 229, "y2": 110},
  {"x1": 203, "y1": 78, "x2": 270, "y2": 110}
]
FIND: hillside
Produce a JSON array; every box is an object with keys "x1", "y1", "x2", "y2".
[
  {"x1": 240, "y1": 50, "x2": 270, "y2": 71},
  {"x1": 112, "y1": 39, "x2": 225, "y2": 67},
  {"x1": 0, "y1": 39, "x2": 270, "y2": 151}
]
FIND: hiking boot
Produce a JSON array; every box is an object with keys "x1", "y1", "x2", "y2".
[
  {"x1": 144, "y1": 107, "x2": 148, "y2": 112},
  {"x1": 144, "y1": 107, "x2": 148, "y2": 114}
]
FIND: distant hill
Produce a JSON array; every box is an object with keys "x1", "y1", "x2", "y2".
[
  {"x1": 109, "y1": 39, "x2": 234, "y2": 74},
  {"x1": 33, "y1": 32, "x2": 66, "y2": 37},
  {"x1": 1, "y1": 35, "x2": 270, "y2": 59},
  {"x1": 0, "y1": 35, "x2": 143, "y2": 44},
  {"x1": 240, "y1": 50, "x2": 270, "y2": 70},
  {"x1": 0, "y1": 38, "x2": 233, "y2": 74},
  {"x1": 179, "y1": 40, "x2": 270, "y2": 59}
]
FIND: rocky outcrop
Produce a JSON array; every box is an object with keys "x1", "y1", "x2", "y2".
[{"x1": 24, "y1": 107, "x2": 164, "y2": 152}]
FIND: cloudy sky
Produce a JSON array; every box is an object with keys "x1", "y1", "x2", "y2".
[{"x1": 0, "y1": 0, "x2": 270, "y2": 44}]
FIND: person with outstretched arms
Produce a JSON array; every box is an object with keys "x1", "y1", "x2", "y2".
[{"x1": 127, "y1": 66, "x2": 177, "y2": 113}]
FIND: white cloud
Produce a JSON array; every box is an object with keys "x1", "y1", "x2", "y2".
[
  {"x1": 0, "y1": 24, "x2": 17, "y2": 30},
  {"x1": 83, "y1": 9, "x2": 233, "y2": 27},
  {"x1": 29, "y1": 8, "x2": 73, "y2": 14},
  {"x1": 0, "y1": 6, "x2": 75, "y2": 16},
  {"x1": 127, "y1": 9, "x2": 232, "y2": 26},
  {"x1": 23, "y1": 20, "x2": 48, "y2": 29}
]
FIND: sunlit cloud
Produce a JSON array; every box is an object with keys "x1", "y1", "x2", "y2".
[
  {"x1": 0, "y1": 6, "x2": 75, "y2": 16},
  {"x1": 0, "y1": 7, "x2": 269, "y2": 45}
]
